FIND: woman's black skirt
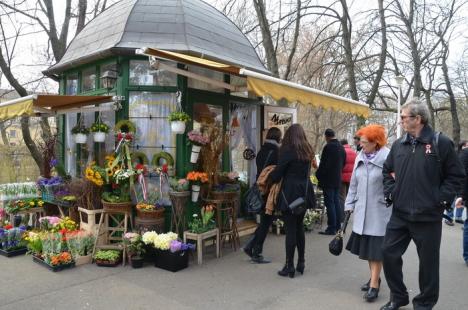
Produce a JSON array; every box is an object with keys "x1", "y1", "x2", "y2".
[{"x1": 345, "y1": 232, "x2": 384, "y2": 261}]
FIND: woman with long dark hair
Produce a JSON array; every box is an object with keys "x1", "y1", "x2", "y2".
[
  {"x1": 269, "y1": 124, "x2": 316, "y2": 278},
  {"x1": 244, "y1": 127, "x2": 282, "y2": 263}
]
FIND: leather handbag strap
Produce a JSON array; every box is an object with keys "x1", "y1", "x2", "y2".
[{"x1": 262, "y1": 150, "x2": 273, "y2": 170}]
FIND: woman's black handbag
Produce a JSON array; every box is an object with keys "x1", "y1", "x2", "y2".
[
  {"x1": 328, "y1": 211, "x2": 351, "y2": 256},
  {"x1": 246, "y1": 151, "x2": 273, "y2": 213},
  {"x1": 282, "y1": 162, "x2": 311, "y2": 215}
]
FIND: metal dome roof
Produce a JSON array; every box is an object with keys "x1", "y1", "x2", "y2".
[{"x1": 45, "y1": 0, "x2": 269, "y2": 75}]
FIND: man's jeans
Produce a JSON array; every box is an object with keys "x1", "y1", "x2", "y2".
[
  {"x1": 445, "y1": 201, "x2": 464, "y2": 220},
  {"x1": 323, "y1": 187, "x2": 341, "y2": 233}
]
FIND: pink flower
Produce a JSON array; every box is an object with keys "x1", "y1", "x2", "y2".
[
  {"x1": 228, "y1": 171, "x2": 239, "y2": 180},
  {"x1": 187, "y1": 131, "x2": 210, "y2": 146},
  {"x1": 178, "y1": 178, "x2": 188, "y2": 185}
]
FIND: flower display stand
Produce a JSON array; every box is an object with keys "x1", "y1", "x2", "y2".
[
  {"x1": 169, "y1": 191, "x2": 190, "y2": 236},
  {"x1": 0, "y1": 247, "x2": 28, "y2": 257},
  {"x1": 9, "y1": 207, "x2": 45, "y2": 228},
  {"x1": 154, "y1": 249, "x2": 189, "y2": 272},
  {"x1": 183, "y1": 228, "x2": 219, "y2": 265},
  {"x1": 78, "y1": 207, "x2": 107, "y2": 245}
]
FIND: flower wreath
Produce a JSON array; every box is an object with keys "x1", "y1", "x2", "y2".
[
  {"x1": 131, "y1": 151, "x2": 149, "y2": 165},
  {"x1": 114, "y1": 120, "x2": 137, "y2": 133},
  {"x1": 151, "y1": 151, "x2": 174, "y2": 167}
]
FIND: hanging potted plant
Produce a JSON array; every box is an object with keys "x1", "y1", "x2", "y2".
[
  {"x1": 168, "y1": 111, "x2": 191, "y2": 134},
  {"x1": 90, "y1": 116, "x2": 110, "y2": 143},
  {"x1": 71, "y1": 117, "x2": 89, "y2": 144},
  {"x1": 186, "y1": 171, "x2": 208, "y2": 202},
  {"x1": 187, "y1": 130, "x2": 210, "y2": 163}
]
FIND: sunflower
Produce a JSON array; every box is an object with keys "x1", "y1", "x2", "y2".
[{"x1": 95, "y1": 171, "x2": 102, "y2": 179}]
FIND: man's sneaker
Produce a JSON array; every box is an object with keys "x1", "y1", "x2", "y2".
[
  {"x1": 243, "y1": 247, "x2": 253, "y2": 258},
  {"x1": 455, "y1": 218, "x2": 464, "y2": 224},
  {"x1": 444, "y1": 219, "x2": 454, "y2": 226}
]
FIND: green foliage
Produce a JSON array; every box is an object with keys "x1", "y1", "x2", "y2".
[
  {"x1": 168, "y1": 111, "x2": 190, "y2": 122},
  {"x1": 94, "y1": 249, "x2": 121, "y2": 262},
  {"x1": 114, "y1": 120, "x2": 136, "y2": 133},
  {"x1": 169, "y1": 177, "x2": 189, "y2": 192},
  {"x1": 90, "y1": 122, "x2": 110, "y2": 133},
  {"x1": 71, "y1": 124, "x2": 89, "y2": 135},
  {"x1": 188, "y1": 214, "x2": 215, "y2": 234}
]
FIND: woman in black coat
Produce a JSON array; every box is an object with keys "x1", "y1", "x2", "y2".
[
  {"x1": 244, "y1": 127, "x2": 282, "y2": 263},
  {"x1": 269, "y1": 124, "x2": 316, "y2": 278}
]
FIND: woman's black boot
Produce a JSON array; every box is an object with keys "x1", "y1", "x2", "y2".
[
  {"x1": 278, "y1": 260, "x2": 295, "y2": 278},
  {"x1": 296, "y1": 260, "x2": 305, "y2": 275},
  {"x1": 363, "y1": 287, "x2": 379, "y2": 302}
]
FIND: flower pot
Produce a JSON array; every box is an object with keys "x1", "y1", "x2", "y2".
[
  {"x1": 154, "y1": 249, "x2": 188, "y2": 272},
  {"x1": 171, "y1": 121, "x2": 186, "y2": 134},
  {"x1": 74, "y1": 133, "x2": 88, "y2": 144},
  {"x1": 93, "y1": 132, "x2": 106, "y2": 143},
  {"x1": 190, "y1": 145, "x2": 201, "y2": 163},
  {"x1": 136, "y1": 208, "x2": 164, "y2": 219},
  {"x1": 0, "y1": 247, "x2": 27, "y2": 257},
  {"x1": 191, "y1": 185, "x2": 200, "y2": 202},
  {"x1": 74, "y1": 254, "x2": 93, "y2": 266},
  {"x1": 131, "y1": 256, "x2": 144, "y2": 269},
  {"x1": 101, "y1": 200, "x2": 133, "y2": 213}
]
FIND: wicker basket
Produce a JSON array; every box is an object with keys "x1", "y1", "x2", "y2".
[
  {"x1": 136, "y1": 207, "x2": 165, "y2": 219},
  {"x1": 101, "y1": 200, "x2": 133, "y2": 213}
]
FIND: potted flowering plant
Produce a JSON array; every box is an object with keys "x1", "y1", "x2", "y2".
[
  {"x1": 90, "y1": 118, "x2": 110, "y2": 143},
  {"x1": 135, "y1": 192, "x2": 164, "y2": 220},
  {"x1": 168, "y1": 111, "x2": 191, "y2": 134},
  {"x1": 188, "y1": 204, "x2": 216, "y2": 234},
  {"x1": 71, "y1": 117, "x2": 89, "y2": 144},
  {"x1": 4, "y1": 198, "x2": 44, "y2": 214},
  {"x1": 94, "y1": 249, "x2": 122, "y2": 267},
  {"x1": 142, "y1": 231, "x2": 194, "y2": 272},
  {"x1": 0, "y1": 225, "x2": 28, "y2": 257},
  {"x1": 186, "y1": 171, "x2": 208, "y2": 202},
  {"x1": 303, "y1": 209, "x2": 321, "y2": 231},
  {"x1": 123, "y1": 232, "x2": 146, "y2": 268},
  {"x1": 187, "y1": 130, "x2": 210, "y2": 163}
]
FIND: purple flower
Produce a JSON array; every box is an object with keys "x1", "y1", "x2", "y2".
[
  {"x1": 170, "y1": 240, "x2": 182, "y2": 253},
  {"x1": 49, "y1": 158, "x2": 58, "y2": 167}
]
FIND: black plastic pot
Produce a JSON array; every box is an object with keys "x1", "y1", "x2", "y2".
[{"x1": 131, "y1": 256, "x2": 144, "y2": 268}]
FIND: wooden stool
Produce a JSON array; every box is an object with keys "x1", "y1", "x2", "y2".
[
  {"x1": 92, "y1": 209, "x2": 132, "y2": 266},
  {"x1": 204, "y1": 198, "x2": 239, "y2": 255},
  {"x1": 183, "y1": 228, "x2": 220, "y2": 265}
]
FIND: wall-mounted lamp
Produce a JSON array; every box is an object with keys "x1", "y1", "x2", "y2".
[{"x1": 100, "y1": 70, "x2": 118, "y2": 91}]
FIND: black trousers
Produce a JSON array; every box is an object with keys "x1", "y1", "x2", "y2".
[
  {"x1": 283, "y1": 211, "x2": 306, "y2": 264},
  {"x1": 382, "y1": 213, "x2": 442, "y2": 309},
  {"x1": 246, "y1": 212, "x2": 274, "y2": 255}
]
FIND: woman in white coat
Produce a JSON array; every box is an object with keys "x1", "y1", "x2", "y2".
[{"x1": 345, "y1": 124, "x2": 391, "y2": 303}]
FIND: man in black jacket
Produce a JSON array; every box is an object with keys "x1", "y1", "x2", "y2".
[
  {"x1": 380, "y1": 99, "x2": 465, "y2": 310},
  {"x1": 455, "y1": 141, "x2": 468, "y2": 266},
  {"x1": 316, "y1": 128, "x2": 346, "y2": 235}
]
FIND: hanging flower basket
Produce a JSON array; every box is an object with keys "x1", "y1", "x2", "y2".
[
  {"x1": 171, "y1": 121, "x2": 186, "y2": 134},
  {"x1": 93, "y1": 132, "x2": 106, "y2": 142},
  {"x1": 74, "y1": 133, "x2": 88, "y2": 144}
]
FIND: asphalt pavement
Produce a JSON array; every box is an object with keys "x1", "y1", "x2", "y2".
[{"x1": 1, "y1": 221, "x2": 466, "y2": 310}]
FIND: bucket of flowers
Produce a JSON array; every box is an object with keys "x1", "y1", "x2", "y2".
[
  {"x1": 303, "y1": 209, "x2": 322, "y2": 231},
  {"x1": 188, "y1": 204, "x2": 216, "y2": 234},
  {"x1": 0, "y1": 224, "x2": 28, "y2": 257},
  {"x1": 142, "y1": 231, "x2": 195, "y2": 272},
  {"x1": 123, "y1": 232, "x2": 146, "y2": 268},
  {"x1": 186, "y1": 171, "x2": 208, "y2": 202},
  {"x1": 187, "y1": 130, "x2": 210, "y2": 163},
  {"x1": 90, "y1": 116, "x2": 110, "y2": 143}
]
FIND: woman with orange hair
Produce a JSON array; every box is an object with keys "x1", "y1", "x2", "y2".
[{"x1": 344, "y1": 124, "x2": 391, "y2": 302}]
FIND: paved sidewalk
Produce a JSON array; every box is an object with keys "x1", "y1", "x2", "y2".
[{"x1": 1, "y1": 223, "x2": 466, "y2": 310}]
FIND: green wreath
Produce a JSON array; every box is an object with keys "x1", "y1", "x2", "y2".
[
  {"x1": 131, "y1": 151, "x2": 149, "y2": 165},
  {"x1": 151, "y1": 151, "x2": 174, "y2": 167},
  {"x1": 114, "y1": 119, "x2": 137, "y2": 133}
]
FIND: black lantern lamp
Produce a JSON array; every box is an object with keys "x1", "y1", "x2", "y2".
[{"x1": 100, "y1": 70, "x2": 118, "y2": 91}]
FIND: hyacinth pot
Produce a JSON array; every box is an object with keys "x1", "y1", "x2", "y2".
[
  {"x1": 170, "y1": 121, "x2": 186, "y2": 134},
  {"x1": 154, "y1": 249, "x2": 188, "y2": 272},
  {"x1": 93, "y1": 132, "x2": 106, "y2": 143},
  {"x1": 190, "y1": 145, "x2": 201, "y2": 163},
  {"x1": 74, "y1": 133, "x2": 88, "y2": 144}
]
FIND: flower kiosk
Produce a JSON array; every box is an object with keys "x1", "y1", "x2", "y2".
[{"x1": 0, "y1": 0, "x2": 369, "y2": 271}]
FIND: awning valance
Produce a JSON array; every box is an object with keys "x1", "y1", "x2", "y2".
[
  {"x1": 0, "y1": 94, "x2": 115, "y2": 121},
  {"x1": 137, "y1": 48, "x2": 370, "y2": 118}
]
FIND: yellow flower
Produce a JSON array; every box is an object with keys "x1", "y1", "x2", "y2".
[
  {"x1": 38, "y1": 200, "x2": 44, "y2": 206},
  {"x1": 95, "y1": 172, "x2": 102, "y2": 179},
  {"x1": 29, "y1": 201, "x2": 35, "y2": 206}
]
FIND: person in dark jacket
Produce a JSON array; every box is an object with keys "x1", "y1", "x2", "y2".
[
  {"x1": 454, "y1": 140, "x2": 468, "y2": 266},
  {"x1": 380, "y1": 99, "x2": 465, "y2": 310},
  {"x1": 269, "y1": 124, "x2": 316, "y2": 278},
  {"x1": 445, "y1": 140, "x2": 468, "y2": 225},
  {"x1": 316, "y1": 128, "x2": 346, "y2": 235},
  {"x1": 243, "y1": 127, "x2": 282, "y2": 263}
]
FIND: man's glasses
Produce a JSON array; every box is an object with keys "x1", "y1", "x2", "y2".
[{"x1": 400, "y1": 115, "x2": 416, "y2": 120}]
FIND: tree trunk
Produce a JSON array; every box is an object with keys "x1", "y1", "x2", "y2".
[
  {"x1": 339, "y1": 0, "x2": 358, "y2": 102},
  {"x1": 441, "y1": 47, "x2": 460, "y2": 146}
]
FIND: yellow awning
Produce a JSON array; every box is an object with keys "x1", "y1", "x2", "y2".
[
  {"x1": 0, "y1": 94, "x2": 114, "y2": 121},
  {"x1": 138, "y1": 48, "x2": 370, "y2": 118}
]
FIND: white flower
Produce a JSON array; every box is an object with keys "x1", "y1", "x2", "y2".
[{"x1": 142, "y1": 231, "x2": 158, "y2": 245}]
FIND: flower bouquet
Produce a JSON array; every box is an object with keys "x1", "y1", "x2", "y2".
[
  {"x1": 168, "y1": 111, "x2": 190, "y2": 134},
  {"x1": 186, "y1": 171, "x2": 208, "y2": 202},
  {"x1": 0, "y1": 225, "x2": 28, "y2": 257},
  {"x1": 142, "y1": 231, "x2": 194, "y2": 272},
  {"x1": 187, "y1": 130, "x2": 210, "y2": 163},
  {"x1": 303, "y1": 209, "x2": 321, "y2": 231}
]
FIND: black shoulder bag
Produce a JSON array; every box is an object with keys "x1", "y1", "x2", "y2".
[
  {"x1": 281, "y1": 162, "x2": 310, "y2": 215},
  {"x1": 329, "y1": 211, "x2": 351, "y2": 256},
  {"x1": 246, "y1": 151, "x2": 273, "y2": 213}
]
